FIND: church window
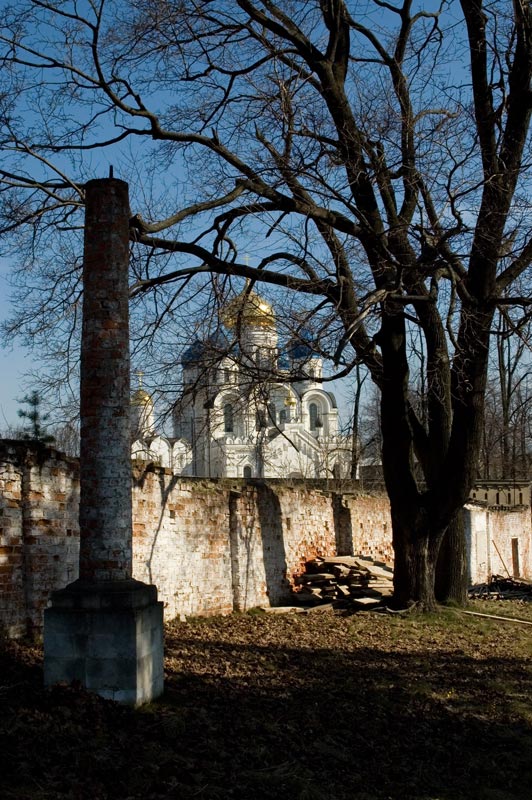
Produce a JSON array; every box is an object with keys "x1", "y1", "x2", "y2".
[
  {"x1": 224, "y1": 403, "x2": 234, "y2": 433},
  {"x1": 309, "y1": 403, "x2": 322, "y2": 431},
  {"x1": 243, "y1": 465, "x2": 252, "y2": 478},
  {"x1": 268, "y1": 403, "x2": 276, "y2": 424},
  {"x1": 279, "y1": 409, "x2": 287, "y2": 423}
]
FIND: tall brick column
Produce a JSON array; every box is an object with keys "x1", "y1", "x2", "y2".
[
  {"x1": 78, "y1": 179, "x2": 132, "y2": 581},
  {"x1": 43, "y1": 179, "x2": 164, "y2": 705}
]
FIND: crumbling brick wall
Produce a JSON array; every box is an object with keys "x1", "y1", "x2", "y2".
[
  {"x1": 0, "y1": 441, "x2": 79, "y2": 636},
  {"x1": 0, "y1": 448, "x2": 25, "y2": 637},
  {"x1": 132, "y1": 467, "x2": 233, "y2": 619},
  {"x1": 1, "y1": 442, "x2": 530, "y2": 637}
]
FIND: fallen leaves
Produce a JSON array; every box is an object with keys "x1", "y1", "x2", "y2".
[{"x1": 0, "y1": 604, "x2": 531, "y2": 799}]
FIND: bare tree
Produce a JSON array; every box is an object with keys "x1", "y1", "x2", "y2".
[
  {"x1": 479, "y1": 310, "x2": 532, "y2": 480},
  {"x1": 1, "y1": 1, "x2": 532, "y2": 609}
]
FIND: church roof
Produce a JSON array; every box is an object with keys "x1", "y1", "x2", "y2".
[
  {"x1": 288, "y1": 328, "x2": 320, "y2": 360},
  {"x1": 181, "y1": 339, "x2": 206, "y2": 367},
  {"x1": 131, "y1": 388, "x2": 153, "y2": 406},
  {"x1": 181, "y1": 332, "x2": 231, "y2": 367},
  {"x1": 221, "y1": 286, "x2": 275, "y2": 330}
]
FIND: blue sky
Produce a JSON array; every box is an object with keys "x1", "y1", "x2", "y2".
[
  {"x1": 0, "y1": 268, "x2": 38, "y2": 431},
  {"x1": 0, "y1": 347, "x2": 35, "y2": 431}
]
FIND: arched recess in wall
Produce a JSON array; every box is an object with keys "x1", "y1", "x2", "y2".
[{"x1": 243, "y1": 465, "x2": 252, "y2": 478}]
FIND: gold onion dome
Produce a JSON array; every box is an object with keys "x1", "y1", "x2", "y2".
[
  {"x1": 131, "y1": 388, "x2": 152, "y2": 406},
  {"x1": 221, "y1": 287, "x2": 275, "y2": 329}
]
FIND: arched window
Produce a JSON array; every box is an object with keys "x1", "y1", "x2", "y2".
[
  {"x1": 309, "y1": 402, "x2": 322, "y2": 431},
  {"x1": 279, "y1": 409, "x2": 287, "y2": 424},
  {"x1": 243, "y1": 465, "x2": 252, "y2": 479},
  {"x1": 224, "y1": 403, "x2": 234, "y2": 433},
  {"x1": 268, "y1": 402, "x2": 276, "y2": 424}
]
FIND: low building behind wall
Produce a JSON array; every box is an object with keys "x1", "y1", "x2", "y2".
[
  {"x1": 466, "y1": 503, "x2": 532, "y2": 585},
  {"x1": 1, "y1": 441, "x2": 531, "y2": 637}
]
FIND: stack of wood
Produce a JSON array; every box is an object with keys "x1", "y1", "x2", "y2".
[
  {"x1": 468, "y1": 575, "x2": 532, "y2": 601},
  {"x1": 293, "y1": 555, "x2": 394, "y2": 608}
]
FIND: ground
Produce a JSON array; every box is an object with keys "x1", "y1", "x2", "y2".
[{"x1": 1, "y1": 602, "x2": 531, "y2": 800}]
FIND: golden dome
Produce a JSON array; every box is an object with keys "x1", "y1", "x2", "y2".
[
  {"x1": 221, "y1": 287, "x2": 275, "y2": 329},
  {"x1": 131, "y1": 388, "x2": 153, "y2": 407}
]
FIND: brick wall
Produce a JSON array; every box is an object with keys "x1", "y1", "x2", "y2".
[
  {"x1": 132, "y1": 469, "x2": 234, "y2": 619},
  {"x1": 0, "y1": 442, "x2": 79, "y2": 637},
  {"x1": 0, "y1": 449, "x2": 25, "y2": 637},
  {"x1": 1, "y1": 442, "x2": 530, "y2": 637}
]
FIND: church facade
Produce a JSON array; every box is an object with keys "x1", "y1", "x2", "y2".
[{"x1": 131, "y1": 287, "x2": 351, "y2": 479}]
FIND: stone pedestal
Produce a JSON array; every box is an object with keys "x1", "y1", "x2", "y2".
[{"x1": 44, "y1": 579, "x2": 164, "y2": 705}]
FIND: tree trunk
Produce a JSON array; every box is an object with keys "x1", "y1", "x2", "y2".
[
  {"x1": 350, "y1": 364, "x2": 364, "y2": 479},
  {"x1": 435, "y1": 512, "x2": 468, "y2": 605},
  {"x1": 391, "y1": 513, "x2": 444, "y2": 612}
]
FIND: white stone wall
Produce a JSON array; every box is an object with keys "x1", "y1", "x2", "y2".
[{"x1": 466, "y1": 503, "x2": 532, "y2": 584}]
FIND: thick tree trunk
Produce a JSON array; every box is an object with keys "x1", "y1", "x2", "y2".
[
  {"x1": 391, "y1": 519, "x2": 443, "y2": 611},
  {"x1": 435, "y1": 512, "x2": 468, "y2": 605}
]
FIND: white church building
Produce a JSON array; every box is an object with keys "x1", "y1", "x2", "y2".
[{"x1": 131, "y1": 286, "x2": 350, "y2": 479}]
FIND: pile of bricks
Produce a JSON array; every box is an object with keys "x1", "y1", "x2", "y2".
[{"x1": 294, "y1": 555, "x2": 394, "y2": 608}]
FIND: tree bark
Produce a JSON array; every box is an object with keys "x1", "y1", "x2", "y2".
[
  {"x1": 435, "y1": 513, "x2": 468, "y2": 605},
  {"x1": 391, "y1": 515, "x2": 443, "y2": 611}
]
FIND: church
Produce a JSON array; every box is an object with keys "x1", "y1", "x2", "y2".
[{"x1": 131, "y1": 285, "x2": 350, "y2": 479}]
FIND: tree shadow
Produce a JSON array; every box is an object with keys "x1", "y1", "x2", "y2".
[
  {"x1": 160, "y1": 633, "x2": 532, "y2": 800},
  {"x1": 332, "y1": 491, "x2": 354, "y2": 555},
  {"x1": 1, "y1": 626, "x2": 530, "y2": 800},
  {"x1": 132, "y1": 463, "x2": 180, "y2": 585},
  {"x1": 256, "y1": 482, "x2": 292, "y2": 605}
]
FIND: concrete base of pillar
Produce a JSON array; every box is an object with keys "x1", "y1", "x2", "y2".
[{"x1": 43, "y1": 579, "x2": 164, "y2": 706}]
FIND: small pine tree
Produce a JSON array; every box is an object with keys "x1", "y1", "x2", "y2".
[{"x1": 17, "y1": 391, "x2": 55, "y2": 444}]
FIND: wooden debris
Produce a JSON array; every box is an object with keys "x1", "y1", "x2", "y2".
[
  {"x1": 468, "y1": 575, "x2": 532, "y2": 602},
  {"x1": 293, "y1": 555, "x2": 394, "y2": 608}
]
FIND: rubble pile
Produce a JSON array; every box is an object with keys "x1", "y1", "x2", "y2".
[{"x1": 293, "y1": 555, "x2": 394, "y2": 609}]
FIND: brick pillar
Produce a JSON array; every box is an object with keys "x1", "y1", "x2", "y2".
[
  {"x1": 79, "y1": 179, "x2": 132, "y2": 580},
  {"x1": 44, "y1": 179, "x2": 164, "y2": 705}
]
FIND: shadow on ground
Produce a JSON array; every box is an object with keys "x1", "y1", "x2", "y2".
[{"x1": 0, "y1": 612, "x2": 530, "y2": 800}]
